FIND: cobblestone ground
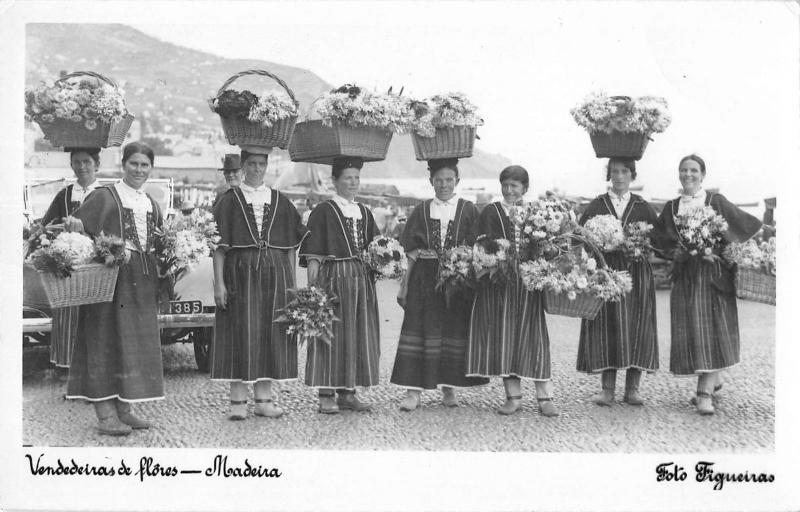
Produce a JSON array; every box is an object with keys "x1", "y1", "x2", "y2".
[{"x1": 22, "y1": 282, "x2": 775, "y2": 452}]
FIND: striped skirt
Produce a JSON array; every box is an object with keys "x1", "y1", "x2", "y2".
[
  {"x1": 50, "y1": 306, "x2": 79, "y2": 367},
  {"x1": 467, "y1": 275, "x2": 551, "y2": 380},
  {"x1": 390, "y1": 259, "x2": 488, "y2": 389},
  {"x1": 577, "y1": 253, "x2": 658, "y2": 373},
  {"x1": 211, "y1": 247, "x2": 297, "y2": 382},
  {"x1": 670, "y1": 257, "x2": 740, "y2": 375},
  {"x1": 305, "y1": 259, "x2": 381, "y2": 389},
  {"x1": 67, "y1": 253, "x2": 163, "y2": 402}
]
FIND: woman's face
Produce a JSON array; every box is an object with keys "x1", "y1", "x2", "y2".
[
  {"x1": 122, "y1": 152, "x2": 152, "y2": 190},
  {"x1": 70, "y1": 152, "x2": 98, "y2": 187},
  {"x1": 501, "y1": 179, "x2": 528, "y2": 204},
  {"x1": 223, "y1": 168, "x2": 243, "y2": 188},
  {"x1": 430, "y1": 167, "x2": 459, "y2": 201},
  {"x1": 608, "y1": 162, "x2": 633, "y2": 194},
  {"x1": 679, "y1": 158, "x2": 705, "y2": 195},
  {"x1": 334, "y1": 167, "x2": 361, "y2": 199},
  {"x1": 243, "y1": 155, "x2": 268, "y2": 186}
]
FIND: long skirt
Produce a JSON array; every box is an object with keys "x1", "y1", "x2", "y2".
[
  {"x1": 467, "y1": 275, "x2": 551, "y2": 380},
  {"x1": 50, "y1": 306, "x2": 79, "y2": 367},
  {"x1": 577, "y1": 253, "x2": 658, "y2": 373},
  {"x1": 391, "y1": 259, "x2": 488, "y2": 389},
  {"x1": 211, "y1": 247, "x2": 297, "y2": 382},
  {"x1": 305, "y1": 259, "x2": 380, "y2": 389},
  {"x1": 66, "y1": 253, "x2": 164, "y2": 402},
  {"x1": 670, "y1": 258, "x2": 740, "y2": 375}
]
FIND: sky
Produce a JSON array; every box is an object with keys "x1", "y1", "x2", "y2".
[{"x1": 131, "y1": 2, "x2": 800, "y2": 204}]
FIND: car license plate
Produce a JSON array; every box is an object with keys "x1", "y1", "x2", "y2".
[{"x1": 170, "y1": 300, "x2": 202, "y2": 314}]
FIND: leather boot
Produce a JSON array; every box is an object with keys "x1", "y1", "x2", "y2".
[
  {"x1": 591, "y1": 370, "x2": 616, "y2": 406},
  {"x1": 623, "y1": 369, "x2": 644, "y2": 405},
  {"x1": 96, "y1": 400, "x2": 132, "y2": 436}
]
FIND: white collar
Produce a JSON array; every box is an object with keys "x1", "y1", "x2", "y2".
[
  {"x1": 500, "y1": 199, "x2": 524, "y2": 209},
  {"x1": 433, "y1": 195, "x2": 458, "y2": 207},
  {"x1": 333, "y1": 194, "x2": 358, "y2": 206},
  {"x1": 680, "y1": 188, "x2": 706, "y2": 201},
  {"x1": 74, "y1": 180, "x2": 99, "y2": 192},
  {"x1": 240, "y1": 182, "x2": 269, "y2": 193},
  {"x1": 608, "y1": 190, "x2": 631, "y2": 202},
  {"x1": 117, "y1": 179, "x2": 145, "y2": 195}
]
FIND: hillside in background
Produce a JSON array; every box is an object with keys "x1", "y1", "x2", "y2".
[{"x1": 25, "y1": 23, "x2": 510, "y2": 181}]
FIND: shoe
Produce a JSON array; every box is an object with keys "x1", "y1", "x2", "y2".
[
  {"x1": 690, "y1": 384, "x2": 723, "y2": 406},
  {"x1": 116, "y1": 402, "x2": 152, "y2": 429},
  {"x1": 537, "y1": 397, "x2": 559, "y2": 417},
  {"x1": 254, "y1": 398, "x2": 284, "y2": 419},
  {"x1": 441, "y1": 387, "x2": 459, "y2": 408},
  {"x1": 318, "y1": 393, "x2": 340, "y2": 414},
  {"x1": 399, "y1": 392, "x2": 420, "y2": 412},
  {"x1": 97, "y1": 416, "x2": 133, "y2": 436},
  {"x1": 591, "y1": 388, "x2": 614, "y2": 407},
  {"x1": 623, "y1": 389, "x2": 644, "y2": 406},
  {"x1": 228, "y1": 399, "x2": 247, "y2": 421},
  {"x1": 497, "y1": 395, "x2": 522, "y2": 416},
  {"x1": 695, "y1": 391, "x2": 715, "y2": 415},
  {"x1": 336, "y1": 392, "x2": 372, "y2": 412}
]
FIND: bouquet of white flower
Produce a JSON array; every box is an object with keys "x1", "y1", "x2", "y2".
[
  {"x1": 512, "y1": 197, "x2": 579, "y2": 262},
  {"x1": 580, "y1": 214, "x2": 625, "y2": 252},
  {"x1": 472, "y1": 237, "x2": 514, "y2": 285},
  {"x1": 364, "y1": 235, "x2": 407, "y2": 280},
  {"x1": 674, "y1": 206, "x2": 729, "y2": 261},
  {"x1": 155, "y1": 211, "x2": 220, "y2": 281},
  {"x1": 435, "y1": 245, "x2": 475, "y2": 305},
  {"x1": 274, "y1": 286, "x2": 339, "y2": 347}
]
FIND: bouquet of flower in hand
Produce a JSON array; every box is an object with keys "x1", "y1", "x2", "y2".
[
  {"x1": 435, "y1": 245, "x2": 475, "y2": 304},
  {"x1": 519, "y1": 248, "x2": 632, "y2": 301},
  {"x1": 472, "y1": 236, "x2": 515, "y2": 285},
  {"x1": 570, "y1": 91, "x2": 671, "y2": 135},
  {"x1": 25, "y1": 77, "x2": 128, "y2": 130},
  {"x1": 209, "y1": 89, "x2": 298, "y2": 127},
  {"x1": 155, "y1": 211, "x2": 220, "y2": 281},
  {"x1": 580, "y1": 214, "x2": 624, "y2": 252},
  {"x1": 410, "y1": 92, "x2": 484, "y2": 137},
  {"x1": 674, "y1": 206, "x2": 729, "y2": 261},
  {"x1": 26, "y1": 224, "x2": 128, "y2": 277},
  {"x1": 724, "y1": 237, "x2": 776, "y2": 274},
  {"x1": 273, "y1": 286, "x2": 339, "y2": 347},
  {"x1": 365, "y1": 235, "x2": 407, "y2": 280},
  {"x1": 512, "y1": 198, "x2": 579, "y2": 261},
  {"x1": 620, "y1": 222, "x2": 654, "y2": 261},
  {"x1": 315, "y1": 84, "x2": 414, "y2": 133}
]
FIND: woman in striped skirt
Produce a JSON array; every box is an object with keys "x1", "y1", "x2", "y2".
[
  {"x1": 300, "y1": 156, "x2": 381, "y2": 414},
  {"x1": 40, "y1": 147, "x2": 101, "y2": 369},
  {"x1": 577, "y1": 158, "x2": 660, "y2": 406},
  {"x1": 466, "y1": 165, "x2": 557, "y2": 417},
  {"x1": 212, "y1": 147, "x2": 308, "y2": 420},
  {"x1": 391, "y1": 158, "x2": 488, "y2": 411},
  {"x1": 657, "y1": 154, "x2": 762, "y2": 415}
]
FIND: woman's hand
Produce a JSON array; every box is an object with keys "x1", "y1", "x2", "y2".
[
  {"x1": 396, "y1": 284, "x2": 408, "y2": 309},
  {"x1": 63, "y1": 216, "x2": 84, "y2": 234},
  {"x1": 214, "y1": 282, "x2": 228, "y2": 310}
]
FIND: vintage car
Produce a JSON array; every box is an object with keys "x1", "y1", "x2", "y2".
[{"x1": 22, "y1": 177, "x2": 215, "y2": 372}]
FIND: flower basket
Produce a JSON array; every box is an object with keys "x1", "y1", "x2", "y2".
[
  {"x1": 213, "y1": 69, "x2": 299, "y2": 148},
  {"x1": 23, "y1": 263, "x2": 119, "y2": 308},
  {"x1": 735, "y1": 267, "x2": 776, "y2": 305},
  {"x1": 411, "y1": 126, "x2": 476, "y2": 160},
  {"x1": 35, "y1": 71, "x2": 133, "y2": 148},
  {"x1": 288, "y1": 120, "x2": 393, "y2": 165},
  {"x1": 589, "y1": 131, "x2": 650, "y2": 160},
  {"x1": 544, "y1": 290, "x2": 604, "y2": 319}
]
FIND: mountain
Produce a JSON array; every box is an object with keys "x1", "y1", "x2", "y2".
[{"x1": 25, "y1": 23, "x2": 510, "y2": 180}]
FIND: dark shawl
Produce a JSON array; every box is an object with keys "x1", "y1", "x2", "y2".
[
  {"x1": 400, "y1": 198, "x2": 479, "y2": 252},
  {"x1": 300, "y1": 199, "x2": 378, "y2": 263},
  {"x1": 74, "y1": 185, "x2": 163, "y2": 250},
  {"x1": 580, "y1": 193, "x2": 663, "y2": 256},
  {"x1": 41, "y1": 184, "x2": 77, "y2": 226},
  {"x1": 476, "y1": 202, "x2": 515, "y2": 241}
]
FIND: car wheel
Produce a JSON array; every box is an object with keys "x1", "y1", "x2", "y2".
[{"x1": 193, "y1": 327, "x2": 213, "y2": 373}]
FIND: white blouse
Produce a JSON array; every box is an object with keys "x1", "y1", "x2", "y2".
[
  {"x1": 71, "y1": 180, "x2": 99, "y2": 205},
  {"x1": 240, "y1": 182, "x2": 272, "y2": 234},
  {"x1": 115, "y1": 181, "x2": 152, "y2": 251},
  {"x1": 430, "y1": 196, "x2": 458, "y2": 244},
  {"x1": 678, "y1": 188, "x2": 706, "y2": 215},
  {"x1": 608, "y1": 191, "x2": 631, "y2": 219}
]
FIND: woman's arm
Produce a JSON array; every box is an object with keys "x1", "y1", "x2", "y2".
[
  {"x1": 396, "y1": 251, "x2": 417, "y2": 308},
  {"x1": 306, "y1": 257, "x2": 321, "y2": 286},
  {"x1": 213, "y1": 248, "x2": 227, "y2": 310}
]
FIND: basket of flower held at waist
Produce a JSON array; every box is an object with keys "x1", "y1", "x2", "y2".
[
  {"x1": 512, "y1": 197, "x2": 579, "y2": 262},
  {"x1": 25, "y1": 70, "x2": 133, "y2": 148},
  {"x1": 273, "y1": 286, "x2": 340, "y2": 347},
  {"x1": 724, "y1": 237, "x2": 776, "y2": 305},
  {"x1": 570, "y1": 91, "x2": 671, "y2": 160},
  {"x1": 24, "y1": 225, "x2": 129, "y2": 308},
  {"x1": 209, "y1": 69, "x2": 299, "y2": 148},
  {"x1": 409, "y1": 92, "x2": 483, "y2": 160},
  {"x1": 289, "y1": 84, "x2": 413, "y2": 164},
  {"x1": 155, "y1": 209, "x2": 220, "y2": 283},
  {"x1": 364, "y1": 235, "x2": 407, "y2": 280}
]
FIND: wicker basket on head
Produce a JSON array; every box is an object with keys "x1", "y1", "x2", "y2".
[
  {"x1": 288, "y1": 120, "x2": 393, "y2": 165},
  {"x1": 411, "y1": 126, "x2": 476, "y2": 161},
  {"x1": 735, "y1": 267, "x2": 776, "y2": 305},
  {"x1": 589, "y1": 131, "x2": 651, "y2": 160},
  {"x1": 36, "y1": 71, "x2": 134, "y2": 148},
  {"x1": 213, "y1": 69, "x2": 299, "y2": 149},
  {"x1": 23, "y1": 263, "x2": 119, "y2": 309}
]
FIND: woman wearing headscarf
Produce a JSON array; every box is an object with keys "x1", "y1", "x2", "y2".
[
  {"x1": 657, "y1": 154, "x2": 762, "y2": 415},
  {"x1": 65, "y1": 142, "x2": 163, "y2": 436},
  {"x1": 577, "y1": 157, "x2": 660, "y2": 406},
  {"x1": 391, "y1": 158, "x2": 488, "y2": 411},
  {"x1": 212, "y1": 146, "x2": 308, "y2": 420},
  {"x1": 40, "y1": 147, "x2": 101, "y2": 369},
  {"x1": 300, "y1": 156, "x2": 381, "y2": 414}
]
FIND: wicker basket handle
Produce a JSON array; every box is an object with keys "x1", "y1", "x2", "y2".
[
  {"x1": 609, "y1": 95, "x2": 632, "y2": 102},
  {"x1": 55, "y1": 71, "x2": 118, "y2": 89},
  {"x1": 566, "y1": 232, "x2": 609, "y2": 269},
  {"x1": 215, "y1": 69, "x2": 298, "y2": 106}
]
